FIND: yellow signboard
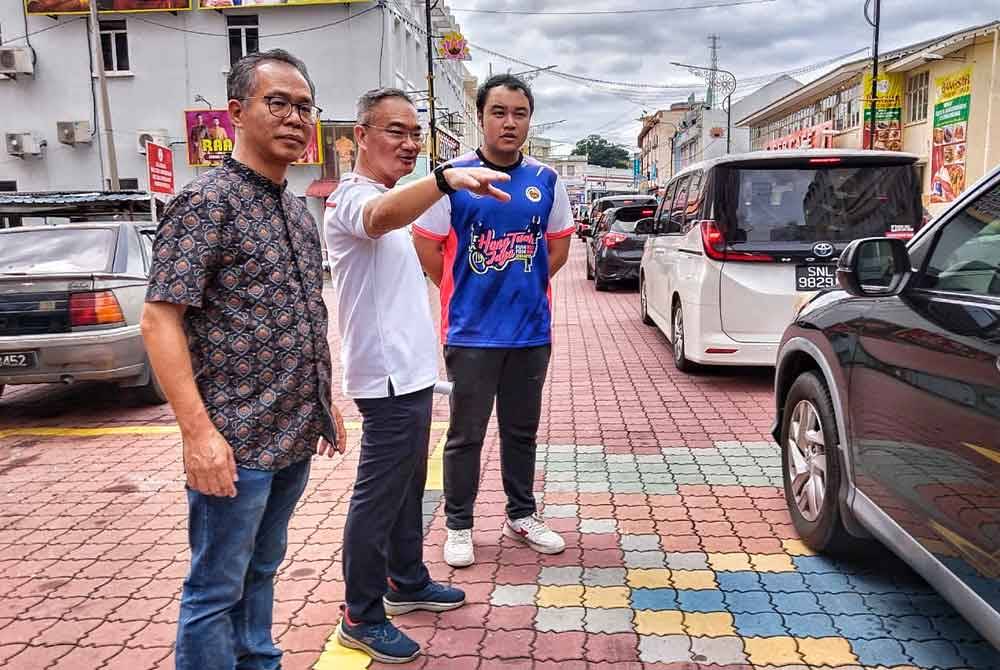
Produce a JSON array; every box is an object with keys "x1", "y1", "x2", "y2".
[
  {"x1": 25, "y1": 1, "x2": 191, "y2": 16},
  {"x1": 861, "y1": 71, "x2": 905, "y2": 151},
  {"x1": 199, "y1": 0, "x2": 368, "y2": 7}
]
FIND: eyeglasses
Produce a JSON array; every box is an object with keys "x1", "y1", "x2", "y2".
[
  {"x1": 362, "y1": 123, "x2": 426, "y2": 144},
  {"x1": 245, "y1": 96, "x2": 322, "y2": 124}
]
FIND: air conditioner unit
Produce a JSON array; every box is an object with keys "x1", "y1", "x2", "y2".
[
  {"x1": 0, "y1": 47, "x2": 33, "y2": 77},
  {"x1": 5, "y1": 132, "x2": 44, "y2": 158},
  {"x1": 136, "y1": 129, "x2": 168, "y2": 155},
  {"x1": 57, "y1": 121, "x2": 92, "y2": 146}
]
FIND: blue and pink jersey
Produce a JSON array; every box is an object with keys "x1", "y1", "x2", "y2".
[{"x1": 413, "y1": 150, "x2": 576, "y2": 348}]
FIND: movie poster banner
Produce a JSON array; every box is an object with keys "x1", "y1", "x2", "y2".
[
  {"x1": 184, "y1": 109, "x2": 322, "y2": 167},
  {"x1": 862, "y1": 71, "x2": 904, "y2": 151},
  {"x1": 930, "y1": 66, "x2": 972, "y2": 204},
  {"x1": 198, "y1": 0, "x2": 367, "y2": 7},
  {"x1": 25, "y1": 0, "x2": 191, "y2": 16}
]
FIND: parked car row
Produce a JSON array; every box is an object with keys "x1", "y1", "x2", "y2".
[
  {"x1": 578, "y1": 151, "x2": 1000, "y2": 651},
  {"x1": 0, "y1": 222, "x2": 167, "y2": 404}
]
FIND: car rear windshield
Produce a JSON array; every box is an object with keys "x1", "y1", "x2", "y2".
[
  {"x1": 612, "y1": 206, "x2": 658, "y2": 232},
  {"x1": 0, "y1": 228, "x2": 116, "y2": 275},
  {"x1": 716, "y1": 164, "x2": 921, "y2": 247}
]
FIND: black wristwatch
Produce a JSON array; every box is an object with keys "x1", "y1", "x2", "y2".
[{"x1": 433, "y1": 163, "x2": 456, "y2": 195}]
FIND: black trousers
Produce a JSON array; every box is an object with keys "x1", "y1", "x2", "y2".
[
  {"x1": 342, "y1": 385, "x2": 434, "y2": 623},
  {"x1": 443, "y1": 345, "x2": 551, "y2": 531}
]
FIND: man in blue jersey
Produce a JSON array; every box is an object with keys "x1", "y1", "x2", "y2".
[{"x1": 413, "y1": 74, "x2": 575, "y2": 567}]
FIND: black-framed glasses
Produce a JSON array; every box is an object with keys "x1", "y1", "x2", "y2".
[
  {"x1": 245, "y1": 96, "x2": 322, "y2": 124},
  {"x1": 362, "y1": 123, "x2": 425, "y2": 144}
]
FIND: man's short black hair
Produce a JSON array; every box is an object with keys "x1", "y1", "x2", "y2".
[
  {"x1": 476, "y1": 74, "x2": 534, "y2": 117},
  {"x1": 227, "y1": 49, "x2": 316, "y2": 103}
]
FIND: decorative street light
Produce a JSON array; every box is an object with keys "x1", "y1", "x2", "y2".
[{"x1": 670, "y1": 61, "x2": 737, "y2": 153}]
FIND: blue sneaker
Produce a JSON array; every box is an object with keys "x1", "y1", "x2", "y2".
[
  {"x1": 336, "y1": 612, "x2": 420, "y2": 664},
  {"x1": 383, "y1": 579, "x2": 466, "y2": 615}
]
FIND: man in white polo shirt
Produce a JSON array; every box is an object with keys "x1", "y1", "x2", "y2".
[{"x1": 324, "y1": 87, "x2": 509, "y2": 665}]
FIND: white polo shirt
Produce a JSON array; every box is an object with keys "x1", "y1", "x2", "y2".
[{"x1": 325, "y1": 173, "x2": 439, "y2": 399}]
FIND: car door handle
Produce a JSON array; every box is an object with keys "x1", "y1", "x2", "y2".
[{"x1": 654, "y1": 248, "x2": 667, "y2": 255}]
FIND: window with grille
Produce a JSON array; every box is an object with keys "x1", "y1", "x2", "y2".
[
  {"x1": 228, "y1": 15, "x2": 259, "y2": 69},
  {"x1": 906, "y1": 71, "x2": 930, "y2": 124},
  {"x1": 99, "y1": 20, "x2": 129, "y2": 72}
]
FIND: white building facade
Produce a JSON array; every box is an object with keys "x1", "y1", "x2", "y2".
[{"x1": 0, "y1": 1, "x2": 477, "y2": 223}]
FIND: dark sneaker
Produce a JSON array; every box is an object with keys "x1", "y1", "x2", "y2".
[
  {"x1": 383, "y1": 580, "x2": 466, "y2": 616},
  {"x1": 336, "y1": 612, "x2": 420, "y2": 664}
]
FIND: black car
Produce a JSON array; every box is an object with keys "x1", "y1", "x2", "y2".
[
  {"x1": 586, "y1": 203, "x2": 658, "y2": 290},
  {"x1": 580, "y1": 194, "x2": 656, "y2": 239},
  {"x1": 772, "y1": 163, "x2": 1000, "y2": 648}
]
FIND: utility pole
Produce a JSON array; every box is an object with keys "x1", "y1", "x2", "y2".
[
  {"x1": 89, "y1": 1, "x2": 120, "y2": 190},
  {"x1": 866, "y1": 0, "x2": 882, "y2": 150},
  {"x1": 424, "y1": 0, "x2": 438, "y2": 168}
]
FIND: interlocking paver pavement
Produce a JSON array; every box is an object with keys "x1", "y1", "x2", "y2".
[{"x1": 0, "y1": 241, "x2": 996, "y2": 669}]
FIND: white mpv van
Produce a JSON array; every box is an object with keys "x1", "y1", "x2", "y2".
[{"x1": 638, "y1": 150, "x2": 923, "y2": 370}]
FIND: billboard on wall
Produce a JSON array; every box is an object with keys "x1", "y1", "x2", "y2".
[
  {"x1": 862, "y1": 71, "x2": 905, "y2": 151},
  {"x1": 765, "y1": 121, "x2": 833, "y2": 151},
  {"x1": 184, "y1": 109, "x2": 322, "y2": 167},
  {"x1": 930, "y1": 66, "x2": 972, "y2": 204},
  {"x1": 26, "y1": 1, "x2": 191, "y2": 15},
  {"x1": 199, "y1": 0, "x2": 367, "y2": 7}
]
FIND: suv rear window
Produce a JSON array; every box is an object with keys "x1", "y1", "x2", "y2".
[
  {"x1": 0, "y1": 228, "x2": 116, "y2": 275},
  {"x1": 717, "y1": 165, "x2": 921, "y2": 247},
  {"x1": 611, "y1": 206, "x2": 658, "y2": 232}
]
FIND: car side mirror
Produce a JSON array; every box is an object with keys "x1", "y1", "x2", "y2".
[
  {"x1": 837, "y1": 237, "x2": 912, "y2": 297},
  {"x1": 634, "y1": 217, "x2": 657, "y2": 235}
]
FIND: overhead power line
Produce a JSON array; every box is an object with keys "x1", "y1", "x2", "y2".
[{"x1": 449, "y1": 0, "x2": 777, "y2": 16}]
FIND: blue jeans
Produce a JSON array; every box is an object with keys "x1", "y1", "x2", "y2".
[
  {"x1": 343, "y1": 385, "x2": 434, "y2": 623},
  {"x1": 175, "y1": 458, "x2": 311, "y2": 670}
]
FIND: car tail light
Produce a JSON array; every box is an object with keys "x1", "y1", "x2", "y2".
[
  {"x1": 641, "y1": 209, "x2": 654, "y2": 215},
  {"x1": 603, "y1": 232, "x2": 628, "y2": 248},
  {"x1": 70, "y1": 291, "x2": 125, "y2": 327},
  {"x1": 809, "y1": 157, "x2": 842, "y2": 164},
  {"x1": 699, "y1": 220, "x2": 774, "y2": 263}
]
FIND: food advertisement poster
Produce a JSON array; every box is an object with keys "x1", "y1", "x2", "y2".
[
  {"x1": 25, "y1": 0, "x2": 191, "y2": 15},
  {"x1": 862, "y1": 71, "x2": 904, "y2": 151},
  {"x1": 184, "y1": 109, "x2": 321, "y2": 167},
  {"x1": 930, "y1": 66, "x2": 972, "y2": 204}
]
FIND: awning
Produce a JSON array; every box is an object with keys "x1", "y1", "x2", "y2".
[
  {"x1": 306, "y1": 179, "x2": 338, "y2": 199},
  {"x1": 0, "y1": 191, "x2": 155, "y2": 218}
]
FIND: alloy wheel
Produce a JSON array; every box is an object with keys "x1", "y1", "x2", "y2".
[
  {"x1": 787, "y1": 399, "x2": 828, "y2": 522},
  {"x1": 672, "y1": 307, "x2": 684, "y2": 364}
]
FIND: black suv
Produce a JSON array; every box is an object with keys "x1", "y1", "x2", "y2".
[{"x1": 772, "y1": 164, "x2": 1000, "y2": 648}]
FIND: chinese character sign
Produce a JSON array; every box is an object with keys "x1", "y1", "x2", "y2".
[
  {"x1": 184, "y1": 109, "x2": 322, "y2": 167},
  {"x1": 930, "y1": 66, "x2": 972, "y2": 204}
]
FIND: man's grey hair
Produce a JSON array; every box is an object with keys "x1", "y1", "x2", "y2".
[
  {"x1": 227, "y1": 49, "x2": 317, "y2": 103},
  {"x1": 357, "y1": 88, "x2": 414, "y2": 125}
]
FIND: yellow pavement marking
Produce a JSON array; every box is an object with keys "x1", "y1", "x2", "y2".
[
  {"x1": 963, "y1": 441, "x2": 1000, "y2": 465},
  {"x1": 313, "y1": 631, "x2": 371, "y2": 670},
  {"x1": 0, "y1": 421, "x2": 448, "y2": 440}
]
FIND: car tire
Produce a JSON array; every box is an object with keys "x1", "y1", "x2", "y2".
[
  {"x1": 135, "y1": 365, "x2": 168, "y2": 406},
  {"x1": 780, "y1": 371, "x2": 856, "y2": 554},
  {"x1": 0, "y1": 384, "x2": 5, "y2": 400},
  {"x1": 586, "y1": 253, "x2": 594, "y2": 280},
  {"x1": 594, "y1": 267, "x2": 609, "y2": 292},
  {"x1": 671, "y1": 301, "x2": 695, "y2": 372},
  {"x1": 639, "y1": 276, "x2": 655, "y2": 326}
]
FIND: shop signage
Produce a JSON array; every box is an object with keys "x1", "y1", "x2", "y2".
[
  {"x1": 198, "y1": 0, "x2": 366, "y2": 7},
  {"x1": 146, "y1": 142, "x2": 175, "y2": 195},
  {"x1": 184, "y1": 109, "x2": 321, "y2": 167},
  {"x1": 862, "y1": 71, "x2": 904, "y2": 151},
  {"x1": 930, "y1": 66, "x2": 972, "y2": 204},
  {"x1": 26, "y1": 0, "x2": 191, "y2": 15},
  {"x1": 437, "y1": 31, "x2": 471, "y2": 61},
  {"x1": 764, "y1": 121, "x2": 833, "y2": 151}
]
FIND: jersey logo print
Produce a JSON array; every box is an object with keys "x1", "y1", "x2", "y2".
[{"x1": 468, "y1": 216, "x2": 542, "y2": 274}]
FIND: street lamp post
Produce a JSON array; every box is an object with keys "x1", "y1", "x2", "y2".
[{"x1": 671, "y1": 61, "x2": 737, "y2": 153}]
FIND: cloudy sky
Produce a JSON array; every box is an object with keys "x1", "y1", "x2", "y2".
[{"x1": 447, "y1": 0, "x2": 998, "y2": 154}]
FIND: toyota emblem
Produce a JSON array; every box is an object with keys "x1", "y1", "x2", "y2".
[{"x1": 813, "y1": 242, "x2": 834, "y2": 258}]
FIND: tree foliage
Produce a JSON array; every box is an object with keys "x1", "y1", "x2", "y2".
[{"x1": 573, "y1": 134, "x2": 631, "y2": 168}]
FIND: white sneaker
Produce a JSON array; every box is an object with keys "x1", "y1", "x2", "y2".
[
  {"x1": 444, "y1": 528, "x2": 475, "y2": 567},
  {"x1": 504, "y1": 514, "x2": 566, "y2": 555}
]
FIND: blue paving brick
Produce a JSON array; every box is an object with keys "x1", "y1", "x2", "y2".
[
  {"x1": 759, "y1": 572, "x2": 807, "y2": 592},
  {"x1": 847, "y1": 573, "x2": 901, "y2": 595},
  {"x1": 770, "y1": 591, "x2": 822, "y2": 615},
  {"x1": 908, "y1": 593, "x2": 960, "y2": 617},
  {"x1": 930, "y1": 615, "x2": 983, "y2": 642},
  {"x1": 863, "y1": 592, "x2": 918, "y2": 617},
  {"x1": 832, "y1": 613, "x2": 889, "y2": 639},
  {"x1": 676, "y1": 588, "x2": 727, "y2": 613},
  {"x1": 715, "y1": 571, "x2": 761, "y2": 592},
  {"x1": 783, "y1": 613, "x2": 839, "y2": 637},
  {"x1": 801, "y1": 571, "x2": 853, "y2": 593},
  {"x1": 958, "y1": 640, "x2": 1000, "y2": 670},
  {"x1": 853, "y1": 638, "x2": 911, "y2": 667},
  {"x1": 816, "y1": 592, "x2": 869, "y2": 616},
  {"x1": 722, "y1": 589, "x2": 775, "y2": 614},
  {"x1": 791, "y1": 554, "x2": 845, "y2": 574},
  {"x1": 631, "y1": 588, "x2": 679, "y2": 611},
  {"x1": 904, "y1": 639, "x2": 967, "y2": 669},
  {"x1": 882, "y1": 615, "x2": 938, "y2": 641},
  {"x1": 733, "y1": 611, "x2": 787, "y2": 637}
]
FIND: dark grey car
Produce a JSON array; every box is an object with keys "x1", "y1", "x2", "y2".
[
  {"x1": 0, "y1": 223, "x2": 165, "y2": 404},
  {"x1": 586, "y1": 203, "x2": 659, "y2": 290}
]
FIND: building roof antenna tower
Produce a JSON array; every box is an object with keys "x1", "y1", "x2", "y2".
[{"x1": 707, "y1": 34, "x2": 720, "y2": 108}]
